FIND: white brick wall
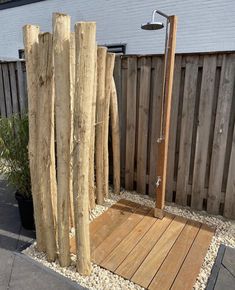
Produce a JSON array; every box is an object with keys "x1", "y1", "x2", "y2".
[{"x1": 0, "y1": 0, "x2": 235, "y2": 58}]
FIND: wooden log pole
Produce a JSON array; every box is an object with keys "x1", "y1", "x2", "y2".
[
  {"x1": 69, "y1": 32, "x2": 75, "y2": 227},
  {"x1": 89, "y1": 44, "x2": 97, "y2": 210},
  {"x1": 155, "y1": 15, "x2": 178, "y2": 219},
  {"x1": 95, "y1": 47, "x2": 107, "y2": 205},
  {"x1": 110, "y1": 77, "x2": 120, "y2": 194},
  {"x1": 73, "y1": 22, "x2": 96, "y2": 275},
  {"x1": 37, "y1": 32, "x2": 57, "y2": 261},
  {"x1": 53, "y1": 13, "x2": 71, "y2": 267},
  {"x1": 103, "y1": 53, "x2": 115, "y2": 197},
  {"x1": 23, "y1": 25, "x2": 45, "y2": 251}
]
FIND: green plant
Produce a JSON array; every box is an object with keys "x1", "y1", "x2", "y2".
[{"x1": 0, "y1": 114, "x2": 31, "y2": 198}]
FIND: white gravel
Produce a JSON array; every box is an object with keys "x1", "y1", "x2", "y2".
[{"x1": 24, "y1": 189, "x2": 235, "y2": 290}]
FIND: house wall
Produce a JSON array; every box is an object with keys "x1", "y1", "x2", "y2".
[{"x1": 0, "y1": 0, "x2": 235, "y2": 58}]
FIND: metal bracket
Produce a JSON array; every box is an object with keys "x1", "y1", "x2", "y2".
[
  {"x1": 156, "y1": 176, "x2": 162, "y2": 188},
  {"x1": 157, "y1": 136, "x2": 165, "y2": 143}
]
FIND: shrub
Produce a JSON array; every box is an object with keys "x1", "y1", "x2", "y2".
[{"x1": 0, "y1": 114, "x2": 31, "y2": 198}]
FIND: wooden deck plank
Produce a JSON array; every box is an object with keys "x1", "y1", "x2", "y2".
[
  {"x1": 131, "y1": 216, "x2": 187, "y2": 288},
  {"x1": 100, "y1": 210, "x2": 155, "y2": 272},
  {"x1": 116, "y1": 213, "x2": 174, "y2": 279},
  {"x1": 171, "y1": 224, "x2": 214, "y2": 290},
  {"x1": 92, "y1": 205, "x2": 151, "y2": 265},
  {"x1": 90, "y1": 200, "x2": 141, "y2": 251},
  {"x1": 70, "y1": 199, "x2": 140, "y2": 254},
  {"x1": 149, "y1": 220, "x2": 201, "y2": 290}
]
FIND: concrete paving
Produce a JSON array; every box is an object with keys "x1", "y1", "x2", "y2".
[
  {"x1": 0, "y1": 178, "x2": 85, "y2": 290},
  {"x1": 206, "y1": 244, "x2": 235, "y2": 290}
]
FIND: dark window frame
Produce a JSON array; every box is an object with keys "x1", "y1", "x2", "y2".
[
  {"x1": 0, "y1": 0, "x2": 47, "y2": 10},
  {"x1": 105, "y1": 44, "x2": 126, "y2": 54}
]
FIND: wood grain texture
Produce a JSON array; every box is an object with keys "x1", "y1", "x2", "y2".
[
  {"x1": 92, "y1": 205, "x2": 150, "y2": 265},
  {"x1": 224, "y1": 123, "x2": 235, "y2": 218},
  {"x1": 136, "y1": 57, "x2": 151, "y2": 194},
  {"x1": 53, "y1": 13, "x2": 71, "y2": 267},
  {"x1": 69, "y1": 32, "x2": 75, "y2": 228},
  {"x1": 110, "y1": 77, "x2": 121, "y2": 194},
  {"x1": 73, "y1": 22, "x2": 96, "y2": 275},
  {"x1": 176, "y1": 56, "x2": 199, "y2": 206},
  {"x1": 191, "y1": 56, "x2": 217, "y2": 210},
  {"x1": 207, "y1": 55, "x2": 235, "y2": 214},
  {"x1": 16, "y1": 61, "x2": 27, "y2": 114},
  {"x1": 2, "y1": 64, "x2": 12, "y2": 116},
  {"x1": 8, "y1": 63, "x2": 19, "y2": 114},
  {"x1": 165, "y1": 55, "x2": 182, "y2": 201},
  {"x1": 23, "y1": 25, "x2": 45, "y2": 251},
  {"x1": 171, "y1": 224, "x2": 214, "y2": 290},
  {"x1": 101, "y1": 210, "x2": 155, "y2": 272},
  {"x1": 156, "y1": 16, "x2": 177, "y2": 211},
  {"x1": 116, "y1": 214, "x2": 173, "y2": 279},
  {"x1": 103, "y1": 53, "x2": 115, "y2": 197},
  {"x1": 95, "y1": 47, "x2": 107, "y2": 205},
  {"x1": 0, "y1": 64, "x2": 6, "y2": 117},
  {"x1": 37, "y1": 32, "x2": 57, "y2": 261},
  {"x1": 149, "y1": 220, "x2": 200, "y2": 290},
  {"x1": 125, "y1": 57, "x2": 137, "y2": 190},
  {"x1": 148, "y1": 56, "x2": 164, "y2": 196},
  {"x1": 132, "y1": 215, "x2": 187, "y2": 288}
]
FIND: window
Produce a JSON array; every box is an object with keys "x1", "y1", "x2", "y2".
[
  {"x1": 105, "y1": 44, "x2": 126, "y2": 54},
  {"x1": 0, "y1": 0, "x2": 46, "y2": 10}
]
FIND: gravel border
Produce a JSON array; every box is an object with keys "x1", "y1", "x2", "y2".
[{"x1": 24, "y1": 189, "x2": 235, "y2": 290}]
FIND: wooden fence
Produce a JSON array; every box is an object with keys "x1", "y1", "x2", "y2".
[
  {"x1": 0, "y1": 60, "x2": 27, "y2": 117},
  {"x1": 1, "y1": 51, "x2": 235, "y2": 219},
  {"x1": 114, "y1": 52, "x2": 235, "y2": 219}
]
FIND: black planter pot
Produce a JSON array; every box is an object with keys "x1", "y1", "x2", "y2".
[{"x1": 15, "y1": 192, "x2": 35, "y2": 230}]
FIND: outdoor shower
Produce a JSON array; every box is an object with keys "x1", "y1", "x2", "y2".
[
  {"x1": 141, "y1": 10, "x2": 177, "y2": 218},
  {"x1": 141, "y1": 9, "x2": 170, "y2": 143}
]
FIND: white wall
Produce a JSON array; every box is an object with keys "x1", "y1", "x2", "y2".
[{"x1": 0, "y1": 0, "x2": 235, "y2": 58}]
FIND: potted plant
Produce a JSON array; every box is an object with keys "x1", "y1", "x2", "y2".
[{"x1": 0, "y1": 114, "x2": 35, "y2": 230}]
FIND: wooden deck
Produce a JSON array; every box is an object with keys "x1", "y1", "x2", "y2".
[{"x1": 70, "y1": 199, "x2": 215, "y2": 289}]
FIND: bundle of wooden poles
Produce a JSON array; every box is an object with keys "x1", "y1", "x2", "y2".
[{"x1": 23, "y1": 12, "x2": 120, "y2": 275}]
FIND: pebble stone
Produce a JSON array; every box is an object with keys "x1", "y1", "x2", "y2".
[{"x1": 24, "y1": 189, "x2": 235, "y2": 290}]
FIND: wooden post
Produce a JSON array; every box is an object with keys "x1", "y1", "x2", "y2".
[
  {"x1": 73, "y1": 22, "x2": 96, "y2": 275},
  {"x1": 103, "y1": 53, "x2": 115, "y2": 197},
  {"x1": 95, "y1": 47, "x2": 107, "y2": 205},
  {"x1": 154, "y1": 15, "x2": 178, "y2": 218},
  {"x1": 110, "y1": 77, "x2": 120, "y2": 194},
  {"x1": 69, "y1": 32, "x2": 75, "y2": 227},
  {"x1": 23, "y1": 25, "x2": 45, "y2": 252},
  {"x1": 53, "y1": 13, "x2": 71, "y2": 267},
  {"x1": 89, "y1": 45, "x2": 97, "y2": 210},
  {"x1": 37, "y1": 32, "x2": 57, "y2": 261}
]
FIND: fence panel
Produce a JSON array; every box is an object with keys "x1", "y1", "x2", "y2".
[
  {"x1": 114, "y1": 52, "x2": 235, "y2": 219},
  {"x1": 0, "y1": 61, "x2": 27, "y2": 117}
]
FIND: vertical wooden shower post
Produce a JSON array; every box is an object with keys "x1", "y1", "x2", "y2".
[
  {"x1": 155, "y1": 15, "x2": 178, "y2": 218},
  {"x1": 73, "y1": 22, "x2": 96, "y2": 275}
]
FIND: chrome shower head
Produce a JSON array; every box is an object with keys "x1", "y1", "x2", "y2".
[
  {"x1": 141, "y1": 21, "x2": 164, "y2": 30},
  {"x1": 141, "y1": 9, "x2": 168, "y2": 31}
]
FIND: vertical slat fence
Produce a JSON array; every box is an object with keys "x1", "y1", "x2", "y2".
[{"x1": 113, "y1": 52, "x2": 235, "y2": 219}]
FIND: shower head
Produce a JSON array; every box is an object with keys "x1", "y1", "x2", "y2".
[
  {"x1": 141, "y1": 9, "x2": 168, "y2": 31},
  {"x1": 141, "y1": 21, "x2": 164, "y2": 30}
]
